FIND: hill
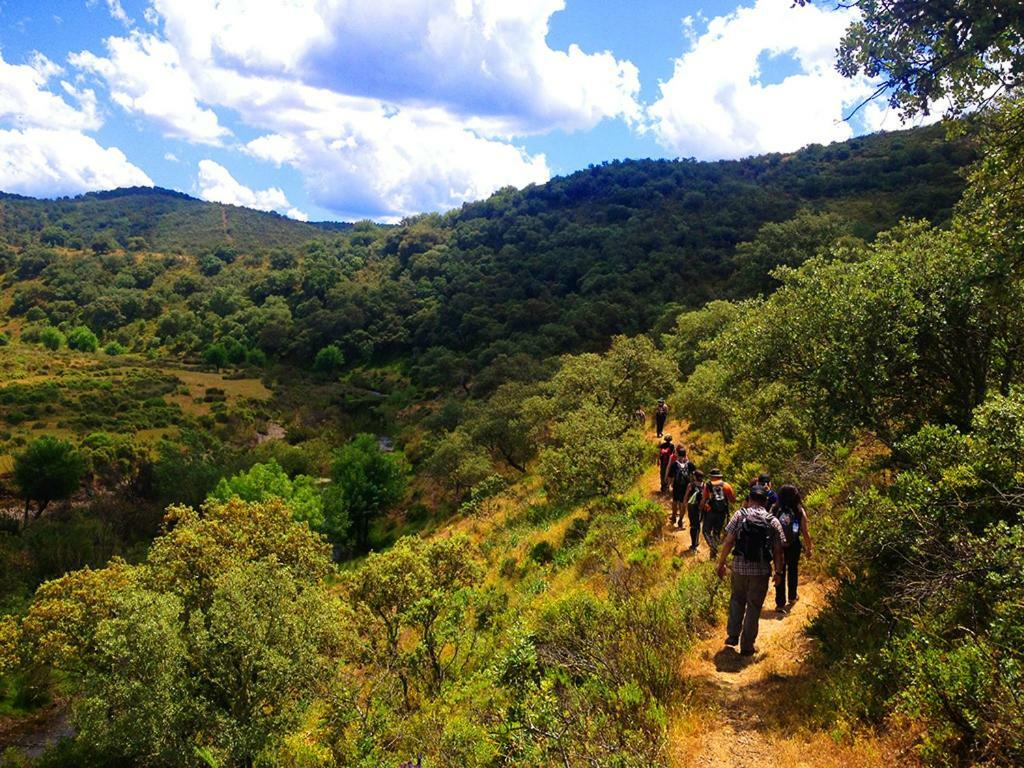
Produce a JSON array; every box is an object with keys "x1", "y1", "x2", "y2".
[
  {"x1": 0, "y1": 186, "x2": 351, "y2": 255},
  {"x1": 0, "y1": 125, "x2": 975, "y2": 389}
]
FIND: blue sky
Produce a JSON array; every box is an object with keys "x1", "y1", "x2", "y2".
[{"x1": 0, "y1": 0, "x2": 905, "y2": 222}]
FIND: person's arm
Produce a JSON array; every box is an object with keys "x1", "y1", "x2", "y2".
[
  {"x1": 715, "y1": 531, "x2": 737, "y2": 579},
  {"x1": 800, "y1": 506, "x2": 813, "y2": 556},
  {"x1": 772, "y1": 520, "x2": 785, "y2": 584},
  {"x1": 724, "y1": 484, "x2": 736, "y2": 504},
  {"x1": 700, "y1": 485, "x2": 710, "y2": 512}
]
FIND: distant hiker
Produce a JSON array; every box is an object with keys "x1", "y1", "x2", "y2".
[
  {"x1": 634, "y1": 406, "x2": 647, "y2": 428},
  {"x1": 701, "y1": 469, "x2": 735, "y2": 558},
  {"x1": 772, "y1": 484, "x2": 813, "y2": 613},
  {"x1": 715, "y1": 485, "x2": 785, "y2": 656},
  {"x1": 751, "y1": 473, "x2": 779, "y2": 511},
  {"x1": 655, "y1": 399, "x2": 669, "y2": 437},
  {"x1": 685, "y1": 469, "x2": 705, "y2": 551},
  {"x1": 657, "y1": 435, "x2": 675, "y2": 493},
  {"x1": 668, "y1": 446, "x2": 696, "y2": 528}
]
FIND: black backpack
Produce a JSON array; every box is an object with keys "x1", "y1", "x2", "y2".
[
  {"x1": 735, "y1": 512, "x2": 774, "y2": 562},
  {"x1": 775, "y1": 505, "x2": 800, "y2": 547},
  {"x1": 707, "y1": 482, "x2": 729, "y2": 515}
]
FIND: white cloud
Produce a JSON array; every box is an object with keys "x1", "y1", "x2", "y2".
[
  {"x1": 197, "y1": 159, "x2": 307, "y2": 220},
  {"x1": 71, "y1": 0, "x2": 634, "y2": 217},
  {"x1": 164, "y1": 152, "x2": 180, "y2": 162},
  {"x1": 70, "y1": 32, "x2": 230, "y2": 145},
  {"x1": 647, "y1": 0, "x2": 878, "y2": 158},
  {"x1": 86, "y1": 0, "x2": 133, "y2": 27},
  {"x1": 0, "y1": 51, "x2": 101, "y2": 130},
  {"x1": 0, "y1": 128, "x2": 152, "y2": 197},
  {"x1": 152, "y1": 0, "x2": 641, "y2": 135}
]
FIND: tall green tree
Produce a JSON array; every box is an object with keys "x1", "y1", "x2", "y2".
[
  {"x1": 14, "y1": 436, "x2": 86, "y2": 527},
  {"x1": 326, "y1": 434, "x2": 407, "y2": 552}
]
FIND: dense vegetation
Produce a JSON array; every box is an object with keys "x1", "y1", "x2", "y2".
[{"x1": 3, "y1": 3, "x2": 1024, "y2": 758}]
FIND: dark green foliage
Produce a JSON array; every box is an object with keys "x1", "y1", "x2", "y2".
[
  {"x1": 326, "y1": 433, "x2": 407, "y2": 551},
  {"x1": 313, "y1": 344, "x2": 345, "y2": 373},
  {"x1": 14, "y1": 436, "x2": 85, "y2": 525}
]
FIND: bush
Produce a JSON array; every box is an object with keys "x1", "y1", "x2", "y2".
[
  {"x1": 38, "y1": 327, "x2": 65, "y2": 351},
  {"x1": 313, "y1": 344, "x2": 345, "y2": 374},
  {"x1": 67, "y1": 326, "x2": 99, "y2": 352},
  {"x1": 104, "y1": 341, "x2": 126, "y2": 355}
]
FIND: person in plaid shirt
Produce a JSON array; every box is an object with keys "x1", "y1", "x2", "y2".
[{"x1": 714, "y1": 485, "x2": 785, "y2": 655}]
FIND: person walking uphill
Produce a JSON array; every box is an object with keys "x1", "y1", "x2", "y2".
[
  {"x1": 668, "y1": 446, "x2": 696, "y2": 528},
  {"x1": 701, "y1": 469, "x2": 735, "y2": 559},
  {"x1": 657, "y1": 435, "x2": 675, "y2": 493},
  {"x1": 715, "y1": 486, "x2": 785, "y2": 656},
  {"x1": 685, "y1": 469, "x2": 704, "y2": 551},
  {"x1": 773, "y1": 484, "x2": 813, "y2": 614},
  {"x1": 655, "y1": 399, "x2": 669, "y2": 438}
]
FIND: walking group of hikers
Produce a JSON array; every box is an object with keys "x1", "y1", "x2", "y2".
[{"x1": 651, "y1": 405, "x2": 813, "y2": 657}]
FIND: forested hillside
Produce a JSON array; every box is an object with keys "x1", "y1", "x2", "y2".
[{"x1": 3, "y1": 44, "x2": 1024, "y2": 767}]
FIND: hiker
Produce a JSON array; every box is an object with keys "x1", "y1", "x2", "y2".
[
  {"x1": 655, "y1": 399, "x2": 669, "y2": 437},
  {"x1": 685, "y1": 469, "x2": 705, "y2": 551},
  {"x1": 657, "y1": 435, "x2": 675, "y2": 493},
  {"x1": 634, "y1": 406, "x2": 646, "y2": 428},
  {"x1": 772, "y1": 484, "x2": 813, "y2": 613},
  {"x1": 715, "y1": 485, "x2": 785, "y2": 656},
  {"x1": 751, "y1": 473, "x2": 779, "y2": 511},
  {"x1": 668, "y1": 446, "x2": 696, "y2": 528},
  {"x1": 701, "y1": 469, "x2": 735, "y2": 558}
]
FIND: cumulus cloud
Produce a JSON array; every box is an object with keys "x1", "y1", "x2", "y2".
[
  {"x1": 65, "y1": 0, "x2": 635, "y2": 217},
  {"x1": 648, "y1": 0, "x2": 877, "y2": 158},
  {"x1": 152, "y1": 0, "x2": 641, "y2": 135},
  {"x1": 0, "y1": 51, "x2": 101, "y2": 130},
  {"x1": 0, "y1": 128, "x2": 151, "y2": 197},
  {"x1": 197, "y1": 159, "x2": 307, "y2": 220},
  {"x1": 70, "y1": 32, "x2": 230, "y2": 145},
  {"x1": 0, "y1": 50, "x2": 151, "y2": 198}
]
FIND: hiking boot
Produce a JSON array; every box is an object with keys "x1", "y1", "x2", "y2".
[
  {"x1": 724, "y1": 636, "x2": 738, "y2": 647},
  {"x1": 775, "y1": 603, "x2": 788, "y2": 614},
  {"x1": 740, "y1": 647, "x2": 757, "y2": 657}
]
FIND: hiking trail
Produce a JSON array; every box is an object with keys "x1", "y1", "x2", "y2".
[{"x1": 645, "y1": 421, "x2": 916, "y2": 768}]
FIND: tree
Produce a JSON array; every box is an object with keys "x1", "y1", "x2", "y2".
[
  {"x1": 344, "y1": 535, "x2": 481, "y2": 708},
  {"x1": 807, "y1": 0, "x2": 1024, "y2": 118},
  {"x1": 538, "y1": 402, "x2": 649, "y2": 504},
  {"x1": 313, "y1": 343, "x2": 345, "y2": 373},
  {"x1": 38, "y1": 326, "x2": 65, "y2": 350},
  {"x1": 203, "y1": 343, "x2": 229, "y2": 370},
  {"x1": 14, "y1": 436, "x2": 86, "y2": 527},
  {"x1": 327, "y1": 434, "x2": 407, "y2": 552},
  {"x1": 209, "y1": 460, "x2": 325, "y2": 529},
  {"x1": 67, "y1": 325, "x2": 99, "y2": 352},
  {"x1": 18, "y1": 499, "x2": 347, "y2": 768}
]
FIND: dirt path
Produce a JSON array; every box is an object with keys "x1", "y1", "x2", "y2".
[{"x1": 641, "y1": 421, "x2": 914, "y2": 768}]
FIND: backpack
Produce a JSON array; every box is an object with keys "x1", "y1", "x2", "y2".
[
  {"x1": 671, "y1": 460, "x2": 691, "y2": 490},
  {"x1": 735, "y1": 511, "x2": 774, "y2": 563},
  {"x1": 659, "y1": 444, "x2": 674, "y2": 464},
  {"x1": 707, "y1": 482, "x2": 729, "y2": 516},
  {"x1": 775, "y1": 505, "x2": 800, "y2": 547}
]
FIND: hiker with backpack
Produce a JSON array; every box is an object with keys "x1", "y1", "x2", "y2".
[
  {"x1": 634, "y1": 406, "x2": 646, "y2": 429},
  {"x1": 667, "y1": 446, "x2": 696, "y2": 528},
  {"x1": 715, "y1": 485, "x2": 785, "y2": 656},
  {"x1": 751, "y1": 473, "x2": 779, "y2": 512},
  {"x1": 655, "y1": 399, "x2": 669, "y2": 437},
  {"x1": 657, "y1": 435, "x2": 675, "y2": 493},
  {"x1": 772, "y1": 484, "x2": 813, "y2": 613},
  {"x1": 685, "y1": 469, "x2": 705, "y2": 551},
  {"x1": 700, "y1": 469, "x2": 735, "y2": 558}
]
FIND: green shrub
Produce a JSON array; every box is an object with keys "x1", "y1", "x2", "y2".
[
  {"x1": 38, "y1": 327, "x2": 65, "y2": 351},
  {"x1": 66, "y1": 326, "x2": 99, "y2": 352}
]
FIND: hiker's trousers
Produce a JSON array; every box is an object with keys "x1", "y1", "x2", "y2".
[
  {"x1": 727, "y1": 571, "x2": 770, "y2": 653},
  {"x1": 775, "y1": 542, "x2": 801, "y2": 608},
  {"x1": 687, "y1": 504, "x2": 702, "y2": 548}
]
